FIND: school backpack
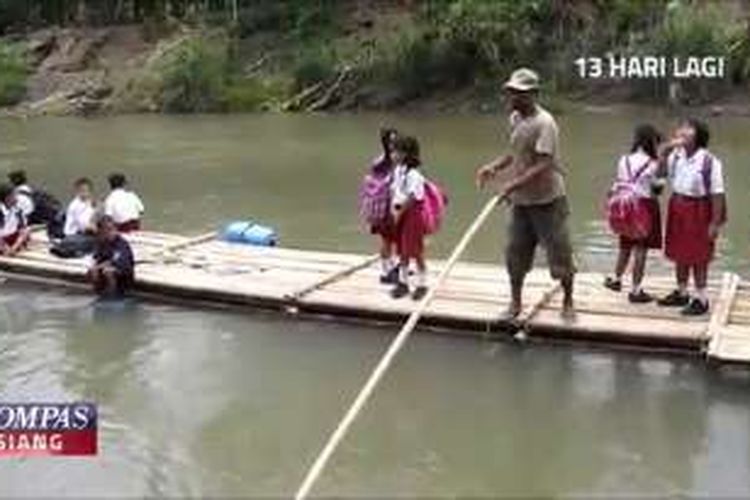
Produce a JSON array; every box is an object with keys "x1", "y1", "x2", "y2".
[
  {"x1": 606, "y1": 156, "x2": 652, "y2": 240},
  {"x1": 422, "y1": 180, "x2": 448, "y2": 235},
  {"x1": 15, "y1": 186, "x2": 63, "y2": 225},
  {"x1": 699, "y1": 152, "x2": 728, "y2": 224},
  {"x1": 358, "y1": 170, "x2": 392, "y2": 227}
]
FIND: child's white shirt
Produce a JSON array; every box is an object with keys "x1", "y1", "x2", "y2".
[
  {"x1": 616, "y1": 150, "x2": 659, "y2": 199},
  {"x1": 391, "y1": 164, "x2": 425, "y2": 208}
]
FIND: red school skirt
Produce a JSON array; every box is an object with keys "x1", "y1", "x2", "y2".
[
  {"x1": 2, "y1": 231, "x2": 22, "y2": 247},
  {"x1": 665, "y1": 194, "x2": 715, "y2": 265},
  {"x1": 620, "y1": 198, "x2": 662, "y2": 250},
  {"x1": 370, "y1": 214, "x2": 396, "y2": 243},
  {"x1": 116, "y1": 220, "x2": 141, "y2": 233},
  {"x1": 395, "y1": 203, "x2": 425, "y2": 259}
]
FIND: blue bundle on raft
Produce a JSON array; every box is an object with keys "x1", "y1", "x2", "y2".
[{"x1": 220, "y1": 221, "x2": 278, "y2": 247}]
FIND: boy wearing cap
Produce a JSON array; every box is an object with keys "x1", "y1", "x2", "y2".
[{"x1": 476, "y1": 68, "x2": 576, "y2": 320}]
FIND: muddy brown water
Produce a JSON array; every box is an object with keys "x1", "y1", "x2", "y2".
[{"x1": 1, "y1": 110, "x2": 750, "y2": 497}]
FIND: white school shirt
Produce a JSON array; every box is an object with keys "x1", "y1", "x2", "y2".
[
  {"x1": 616, "y1": 150, "x2": 658, "y2": 199},
  {"x1": 0, "y1": 203, "x2": 24, "y2": 238},
  {"x1": 14, "y1": 185, "x2": 34, "y2": 217},
  {"x1": 104, "y1": 188, "x2": 144, "y2": 224},
  {"x1": 63, "y1": 197, "x2": 95, "y2": 236},
  {"x1": 668, "y1": 147, "x2": 724, "y2": 197},
  {"x1": 391, "y1": 164, "x2": 425, "y2": 208}
]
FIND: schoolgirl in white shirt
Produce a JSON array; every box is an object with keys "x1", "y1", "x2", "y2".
[
  {"x1": 657, "y1": 118, "x2": 727, "y2": 316},
  {"x1": 604, "y1": 124, "x2": 664, "y2": 303},
  {"x1": 104, "y1": 173, "x2": 144, "y2": 233},
  {"x1": 390, "y1": 136, "x2": 428, "y2": 300}
]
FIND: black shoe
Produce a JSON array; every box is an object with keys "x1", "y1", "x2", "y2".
[
  {"x1": 412, "y1": 286, "x2": 428, "y2": 301},
  {"x1": 604, "y1": 277, "x2": 622, "y2": 292},
  {"x1": 657, "y1": 290, "x2": 690, "y2": 307},
  {"x1": 681, "y1": 298, "x2": 710, "y2": 316},
  {"x1": 380, "y1": 267, "x2": 399, "y2": 284},
  {"x1": 390, "y1": 282, "x2": 409, "y2": 299},
  {"x1": 628, "y1": 289, "x2": 654, "y2": 304}
]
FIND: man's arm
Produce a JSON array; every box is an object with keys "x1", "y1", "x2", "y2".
[{"x1": 476, "y1": 154, "x2": 513, "y2": 189}]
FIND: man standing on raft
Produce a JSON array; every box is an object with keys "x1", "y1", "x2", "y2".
[{"x1": 476, "y1": 68, "x2": 576, "y2": 319}]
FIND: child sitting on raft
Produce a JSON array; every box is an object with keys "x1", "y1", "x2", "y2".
[
  {"x1": 64, "y1": 177, "x2": 97, "y2": 237},
  {"x1": 359, "y1": 127, "x2": 400, "y2": 283},
  {"x1": 604, "y1": 124, "x2": 664, "y2": 303},
  {"x1": 390, "y1": 135, "x2": 429, "y2": 300},
  {"x1": 0, "y1": 183, "x2": 31, "y2": 256},
  {"x1": 88, "y1": 215, "x2": 135, "y2": 298},
  {"x1": 104, "y1": 173, "x2": 144, "y2": 233}
]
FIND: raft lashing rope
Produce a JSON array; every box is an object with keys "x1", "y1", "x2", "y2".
[
  {"x1": 220, "y1": 220, "x2": 277, "y2": 247},
  {"x1": 294, "y1": 194, "x2": 503, "y2": 500}
]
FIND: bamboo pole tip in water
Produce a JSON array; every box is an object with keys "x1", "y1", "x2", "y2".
[
  {"x1": 513, "y1": 330, "x2": 529, "y2": 342},
  {"x1": 285, "y1": 305, "x2": 300, "y2": 315}
]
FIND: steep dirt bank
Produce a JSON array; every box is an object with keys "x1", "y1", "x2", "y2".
[{"x1": 3, "y1": 22, "x2": 750, "y2": 118}]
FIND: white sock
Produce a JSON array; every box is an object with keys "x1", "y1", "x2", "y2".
[
  {"x1": 631, "y1": 283, "x2": 642, "y2": 294},
  {"x1": 678, "y1": 283, "x2": 688, "y2": 295},
  {"x1": 380, "y1": 258, "x2": 392, "y2": 275},
  {"x1": 696, "y1": 288, "x2": 708, "y2": 303},
  {"x1": 399, "y1": 265, "x2": 409, "y2": 286},
  {"x1": 417, "y1": 269, "x2": 427, "y2": 288}
]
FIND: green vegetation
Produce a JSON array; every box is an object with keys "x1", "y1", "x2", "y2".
[
  {"x1": 0, "y1": 41, "x2": 27, "y2": 106},
  {"x1": 1, "y1": 1, "x2": 749, "y2": 112}
]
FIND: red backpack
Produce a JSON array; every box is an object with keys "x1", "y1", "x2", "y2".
[{"x1": 606, "y1": 156, "x2": 652, "y2": 239}]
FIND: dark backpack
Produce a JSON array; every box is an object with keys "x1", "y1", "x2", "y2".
[{"x1": 30, "y1": 189, "x2": 63, "y2": 224}]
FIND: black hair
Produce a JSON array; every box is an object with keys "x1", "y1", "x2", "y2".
[
  {"x1": 8, "y1": 170, "x2": 27, "y2": 187},
  {"x1": 394, "y1": 135, "x2": 421, "y2": 168},
  {"x1": 380, "y1": 127, "x2": 398, "y2": 160},
  {"x1": 0, "y1": 183, "x2": 14, "y2": 203},
  {"x1": 682, "y1": 118, "x2": 710, "y2": 149},
  {"x1": 74, "y1": 177, "x2": 93, "y2": 189},
  {"x1": 108, "y1": 173, "x2": 127, "y2": 190},
  {"x1": 96, "y1": 214, "x2": 116, "y2": 230},
  {"x1": 630, "y1": 123, "x2": 663, "y2": 159}
]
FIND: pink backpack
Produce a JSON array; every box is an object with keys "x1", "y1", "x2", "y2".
[
  {"x1": 358, "y1": 170, "x2": 391, "y2": 227},
  {"x1": 606, "y1": 156, "x2": 652, "y2": 239},
  {"x1": 422, "y1": 180, "x2": 448, "y2": 235}
]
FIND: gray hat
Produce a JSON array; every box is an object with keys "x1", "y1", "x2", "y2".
[{"x1": 503, "y1": 68, "x2": 540, "y2": 92}]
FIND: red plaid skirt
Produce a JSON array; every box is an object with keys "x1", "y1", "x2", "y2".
[
  {"x1": 395, "y1": 203, "x2": 425, "y2": 259},
  {"x1": 665, "y1": 195, "x2": 715, "y2": 265},
  {"x1": 619, "y1": 198, "x2": 662, "y2": 250}
]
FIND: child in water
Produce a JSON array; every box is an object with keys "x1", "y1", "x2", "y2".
[
  {"x1": 390, "y1": 135, "x2": 428, "y2": 300},
  {"x1": 604, "y1": 124, "x2": 664, "y2": 302},
  {"x1": 88, "y1": 215, "x2": 135, "y2": 297},
  {"x1": 359, "y1": 127, "x2": 399, "y2": 283}
]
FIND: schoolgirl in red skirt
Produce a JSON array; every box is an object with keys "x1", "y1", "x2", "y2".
[
  {"x1": 0, "y1": 183, "x2": 31, "y2": 257},
  {"x1": 604, "y1": 124, "x2": 664, "y2": 303},
  {"x1": 359, "y1": 128, "x2": 399, "y2": 284},
  {"x1": 389, "y1": 135, "x2": 428, "y2": 300},
  {"x1": 657, "y1": 119, "x2": 727, "y2": 316}
]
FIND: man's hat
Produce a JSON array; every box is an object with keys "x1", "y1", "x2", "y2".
[{"x1": 503, "y1": 68, "x2": 540, "y2": 92}]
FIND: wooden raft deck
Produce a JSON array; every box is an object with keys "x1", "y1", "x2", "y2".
[{"x1": 1, "y1": 230, "x2": 750, "y2": 365}]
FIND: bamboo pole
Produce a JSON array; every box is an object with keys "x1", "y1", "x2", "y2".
[
  {"x1": 293, "y1": 194, "x2": 502, "y2": 500},
  {"x1": 289, "y1": 254, "x2": 380, "y2": 301},
  {"x1": 135, "y1": 231, "x2": 218, "y2": 264}
]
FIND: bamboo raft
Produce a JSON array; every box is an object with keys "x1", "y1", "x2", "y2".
[{"x1": 1, "y1": 230, "x2": 750, "y2": 365}]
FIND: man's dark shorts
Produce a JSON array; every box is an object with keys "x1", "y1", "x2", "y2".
[{"x1": 506, "y1": 196, "x2": 576, "y2": 281}]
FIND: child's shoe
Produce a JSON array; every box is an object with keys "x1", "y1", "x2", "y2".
[
  {"x1": 391, "y1": 282, "x2": 409, "y2": 299},
  {"x1": 412, "y1": 286, "x2": 428, "y2": 301}
]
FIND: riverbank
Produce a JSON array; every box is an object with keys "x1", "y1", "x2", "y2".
[{"x1": 1, "y1": 1, "x2": 749, "y2": 117}]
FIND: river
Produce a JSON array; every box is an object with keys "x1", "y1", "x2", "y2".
[{"x1": 1, "y1": 110, "x2": 750, "y2": 497}]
